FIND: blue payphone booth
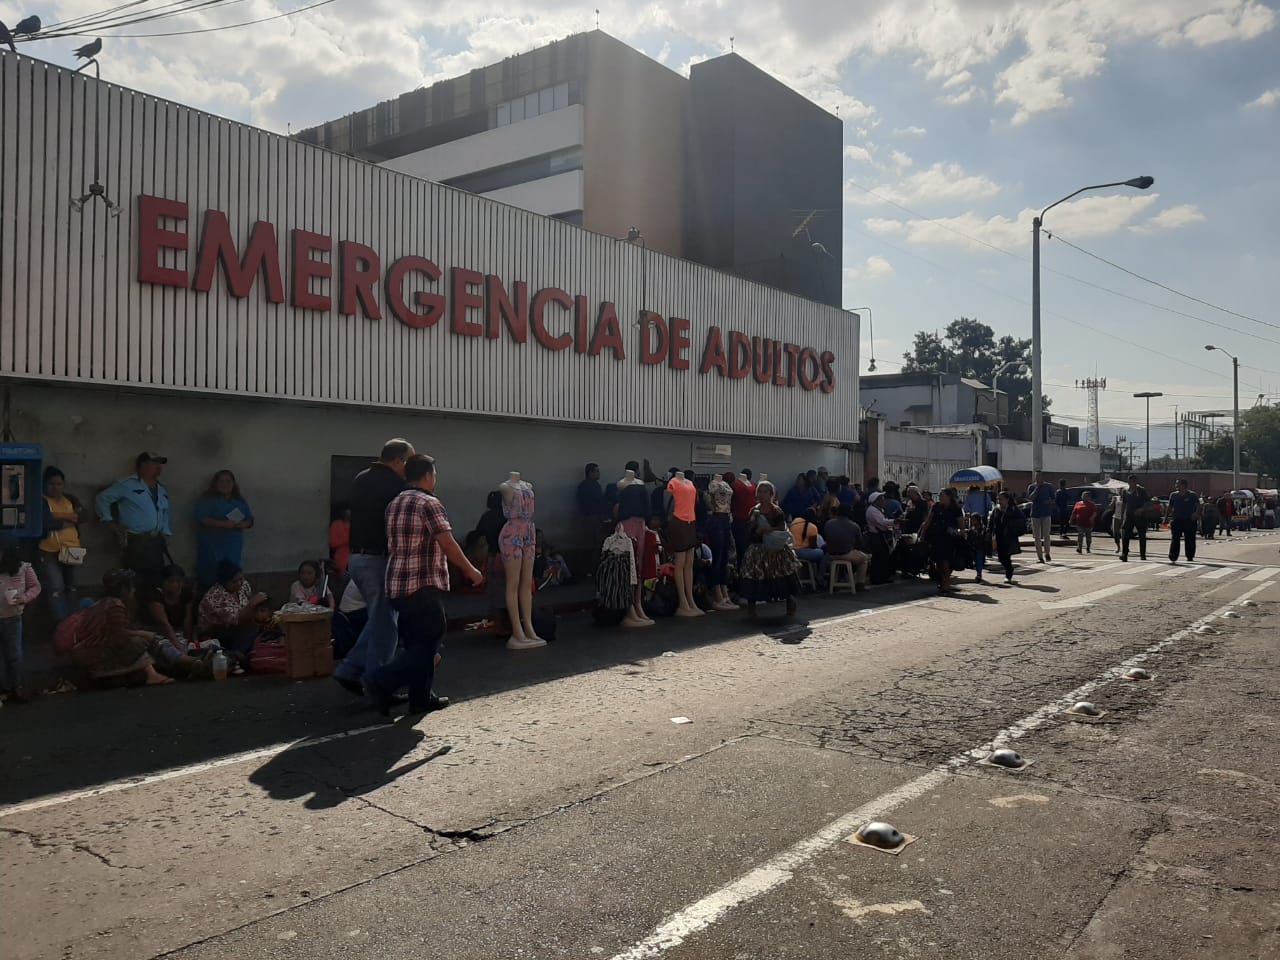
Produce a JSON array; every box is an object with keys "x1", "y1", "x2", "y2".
[{"x1": 0, "y1": 443, "x2": 45, "y2": 540}]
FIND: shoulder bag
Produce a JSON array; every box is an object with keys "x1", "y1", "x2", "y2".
[{"x1": 54, "y1": 530, "x2": 87, "y2": 566}]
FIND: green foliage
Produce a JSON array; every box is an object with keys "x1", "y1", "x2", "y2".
[
  {"x1": 901, "y1": 317, "x2": 1048, "y2": 420},
  {"x1": 1192, "y1": 405, "x2": 1279, "y2": 479}
]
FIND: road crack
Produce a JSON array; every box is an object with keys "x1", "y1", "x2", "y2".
[{"x1": 1, "y1": 825, "x2": 142, "y2": 871}]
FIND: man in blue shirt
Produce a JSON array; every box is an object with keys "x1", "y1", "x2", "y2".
[
  {"x1": 1027, "y1": 476, "x2": 1057, "y2": 563},
  {"x1": 96, "y1": 452, "x2": 172, "y2": 586},
  {"x1": 1164, "y1": 478, "x2": 1202, "y2": 563}
]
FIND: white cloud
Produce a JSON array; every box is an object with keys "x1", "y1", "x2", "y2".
[
  {"x1": 893, "y1": 125, "x2": 927, "y2": 137},
  {"x1": 889, "y1": 149, "x2": 914, "y2": 169},
  {"x1": 1246, "y1": 88, "x2": 1280, "y2": 109},
  {"x1": 844, "y1": 145, "x2": 875, "y2": 164},
  {"x1": 866, "y1": 193, "x2": 1161, "y2": 252},
  {"x1": 1130, "y1": 204, "x2": 1206, "y2": 234},
  {"x1": 864, "y1": 255, "x2": 895, "y2": 279},
  {"x1": 848, "y1": 162, "x2": 1001, "y2": 208},
  {"x1": 941, "y1": 70, "x2": 972, "y2": 90},
  {"x1": 939, "y1": 86, "x2": 981, "y2": 106}
]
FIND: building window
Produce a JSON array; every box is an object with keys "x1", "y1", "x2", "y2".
[
  {"x1": 443, "y1": 146, "x2": 583, "y2": 195},
  {"x1": 490, "y1": 82, "x2": 574, "y2": 129}
]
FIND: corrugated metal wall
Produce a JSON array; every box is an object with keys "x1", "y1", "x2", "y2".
[{"x1": 0, "y1": 54, "x2": 858, "y2": 444}]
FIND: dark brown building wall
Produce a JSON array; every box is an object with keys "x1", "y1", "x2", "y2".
[{"x1": 581, "y1": 33, "x2": 687, "y2": 257}]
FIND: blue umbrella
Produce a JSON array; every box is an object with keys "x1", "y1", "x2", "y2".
[{"x1": 949, "y1": 465, "x2": 1003, "y2": 485}]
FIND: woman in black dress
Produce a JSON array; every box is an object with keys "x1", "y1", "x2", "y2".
[
  {"x1": 919, "y1": 487, "x2": 964, "y2": 594},
  {"x1": 987, "y1": 491, "x2": 1023, "y2": 585}
]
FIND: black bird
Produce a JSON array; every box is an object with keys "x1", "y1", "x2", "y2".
[
  {"x1": 73, "y1": 37, "x2": 101, "y2": 60},
  {"x1": 0, "y1": 21, "x2": 16, "y2": 53},
  {"x1": 13, "y1": 15, "x2": 41, "y2": 36}
]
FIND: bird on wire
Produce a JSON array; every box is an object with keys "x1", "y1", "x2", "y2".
[
  {"x1": 0, "y1": 21, "x2": 15, "y2": 53},
  {"x1": 73, "y1": 36, "x2": 102, "y2": 60},
  {"x1": 13, "y1": 14, "x2": 41, "y2": 36}
]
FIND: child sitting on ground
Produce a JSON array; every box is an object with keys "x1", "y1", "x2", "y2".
[{"x1": 288, "y1": 560, "x2": 335, "y2": 611}]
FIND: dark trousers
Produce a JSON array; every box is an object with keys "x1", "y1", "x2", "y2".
[
  {"x1": 731, "y1": 521, "x2": 752, "y2": 576},
  {"x1": 123, "y1": 535, "x2": 169, "y2": 588},
  {"x1": 1122, "y1": 519, "x2": 1147, "y2": 559},
  {"x1": 205, "y1": 622, "x2": 256, "y2": 668},
  {"x1": 707, "y1": 515, "x2": 731, "y2": 587},
  {"x1": 996, "y1": 545, "x2": 1015, "y2": 580},
  {"x1": 1169, "y1": 518, "x2": 1197, "y2": 562},
  {"x1": 370, "y1": 588, "x2": 446, "y2": 710}
]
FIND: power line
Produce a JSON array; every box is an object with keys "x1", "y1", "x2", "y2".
[
  {"x1": 848, "y1": 179, "x2": 1280, "y2": 351},
  {"x1": 1051, "y1": 233, "x2": 1279, "y2": 332},
  {"x1": 21, "y1": 0, "x2": 243, "y2": 36},
  {"x1": 19, "y1": 0, "x2": 333, "y2": 39}
]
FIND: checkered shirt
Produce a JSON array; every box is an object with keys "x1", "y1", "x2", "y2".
[{"x1": 384, "y1": 489, "x2": 452, "y2": 599}]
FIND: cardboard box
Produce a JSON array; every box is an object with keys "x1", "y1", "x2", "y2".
[{"x1": 282, "y1": 615, "x2": 332, "y2": 679}]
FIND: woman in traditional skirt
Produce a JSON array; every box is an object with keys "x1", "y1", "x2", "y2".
[
  {"x1": 67, "y1": 570, "x2": 174, "y2": 685},
  {"x1": 738, "y1": 481, "x2": 801, "y2": 617}
]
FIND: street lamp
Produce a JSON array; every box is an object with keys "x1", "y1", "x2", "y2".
[
  {"x1": 1032, "y1": 176, "x2": 1154, "y2": 477},
  {"x1": 1133, "y1": 391, "x2": 1163, "y2": 479},
  {"x1": 1205, "y1": 344, "x2": 1241, "y2": 491}
]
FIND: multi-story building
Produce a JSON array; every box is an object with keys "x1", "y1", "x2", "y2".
[{"x1": 294, "y1": 31, "x2": 842, "y2": 306}]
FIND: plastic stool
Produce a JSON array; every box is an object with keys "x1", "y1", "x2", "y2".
[
  {"x1": 829, "y1": 560, "x2": 856, "y2": 595},
  {"x1": 796, "y1": 561, "x2": 817, "y2": 591}
]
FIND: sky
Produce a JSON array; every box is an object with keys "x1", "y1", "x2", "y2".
[{"x1": 5, "y1": 0, "x2": 1280, "y2": 465}]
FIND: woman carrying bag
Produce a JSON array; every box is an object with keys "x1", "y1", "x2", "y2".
[{"x1": 38, "y1": 466, "x2": 88, "y2": 623}]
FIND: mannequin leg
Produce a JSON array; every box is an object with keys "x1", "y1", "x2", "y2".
[
  {"x1": 685, "y1": 551, "x2": 704, "y2": 614},
  {"x1": 675, "y1": 551, "x2": 703, "y2": 616},
  {"x1": 518, "y1": 550, "x2": 541, "y2": 641},
  {"x1": 503, "y1": 556, "x2": 527, "y2": 644}
]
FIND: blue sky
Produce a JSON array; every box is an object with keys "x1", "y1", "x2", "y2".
[{"x1": 6, "y1": 0, "x2": 1278, "y2": 463}]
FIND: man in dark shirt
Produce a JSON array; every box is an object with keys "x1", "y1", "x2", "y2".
[
  {"x1": 1120, "y1": 475, "x2": 1150, "y2": 562},
  {"x1": 334, "y1": 438, "x2": 414, "y2": 696},
  {"x1": 1055, "y1": 479, "x2": 1072, "y2": 537},
  {"x1": 820, "y1": 505, "x2": 870, "y2": 590},
  {"x1": 1165, "y1": 478, "x2": 1202, "y2": 563},
  {"x1": 900, "y1": 487, "x2": 927, "y2": 535}
]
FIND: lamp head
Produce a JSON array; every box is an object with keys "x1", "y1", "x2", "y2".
[
  {"x1": 1125, "y1": 176, "x2": 1155, "y2": 189},
  {"x1": 1204, "y1": 344, "x2": 1216, "y2": 352},
  {"x1": 868, "y1": 358, "x2": 877, "y2": 372}
]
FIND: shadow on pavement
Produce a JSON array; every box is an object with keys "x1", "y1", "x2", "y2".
[
  {"x1": 249, "y1": 722, "x2": 447, "y2": 810},
  {"x1": 0, "y1": 575, "x2": 1010, "y2": 805}
]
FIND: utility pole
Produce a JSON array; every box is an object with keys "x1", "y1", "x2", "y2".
[
  {"x1": 1173, "y1": 405, "x2": 1178, "y2": 465},
  {"x1": 1117, "y1": 435, "x2": 1129, "y2": 472}
]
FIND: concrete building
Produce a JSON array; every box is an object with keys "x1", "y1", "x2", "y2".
[
  {"x1": 860, "y1": 371, "x2": 1004, "y2": 429},
  {"x1": 0, "y1": 51, "x2": 858, "y2": 583},
  {"x1": 294, "y1": 31, "x2": 842, "y2": 306}
]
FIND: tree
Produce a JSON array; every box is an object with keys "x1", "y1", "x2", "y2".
[
  {"x1": 1192, "y1": 406, "x2": 1280, "y2": 480},
  {"x1": 901, "y1": 317, "x2": 1049, "y2": 421}
]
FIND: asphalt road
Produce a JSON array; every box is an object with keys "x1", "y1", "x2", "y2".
[{"x1": 2, "y1": 531, "x2": 1278, "y2": 960}]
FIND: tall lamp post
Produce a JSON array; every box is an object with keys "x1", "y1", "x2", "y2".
[
  {"x1": 1133, "y1": 392, "x2": 1163, "y2": 479},
  {"x1": 1032, "y1": 176, "x2": 1154, "y2": 477},
  {"x1": 1205, "y1": 344, "x2": 1241, "y2": 491}
]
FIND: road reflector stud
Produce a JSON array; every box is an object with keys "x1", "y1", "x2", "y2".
[
  {"x1": 1195, "y1": 625, "x2": 1219, "y2": 635},
  {"x1": 1221, "y1": 611, "x2": 1242, "y2": 620},
  {"x1": 1066, "y1": 701, "x2": 1105, "y2": 718},
  {"x1": 1239, "y1": 600, "x2": 1258, "y2": 608},
  {"x1": 981, "y1": 748, "x2": 1032, "y2": 770},
  {"x1": 845, "y1": 821, "x2": 917, "y2": 855},
  {"x1": 1123, "y1": 668, "x2": 1153, "y2": 681}
]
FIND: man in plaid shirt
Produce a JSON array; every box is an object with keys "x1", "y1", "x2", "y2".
[{"x1": 368, "y1": 454, "x2": 483, "y2": 716}]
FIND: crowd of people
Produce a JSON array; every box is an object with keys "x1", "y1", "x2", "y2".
[{"x1": 0, "y1": 441, "x2": 1268, "y2": 713}]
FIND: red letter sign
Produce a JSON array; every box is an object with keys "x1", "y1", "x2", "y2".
[
  {"x1": 668, "y1": 316, "x2": 691, "y2": 371},
  {"x1": 386, "y1": 256, "x2": 444, "y2": 328},
  {"x1": 589, "y1": 302, "x2": 626, "y2": 360},
  {"x1": 137, "y1": 194, "x2": 189, "y2": 287},
  {"x1": 486, "y1": 276, "x2": 528, "y2": 342},
  {"x1": 340, "y1": 241, "x2": 382, "y2": 319},
  {"x1": 640, "y1": 312, "x2": 669, "y2": 365},
  {"x1": 450, "y1": 268, "x2": 485, "y2": 337},
  {"x1": 699, "y1": 327, "x2": 728, "y2": 377},
  {"x1": 291, "y1": 230, "x2": 333, "y2": 312},
  {"x1": 192, "y1": 210, "x2": 284, "y2": 301},
  {"x1": 531, "y1": 288, "x2": 574, "y2": 351}
]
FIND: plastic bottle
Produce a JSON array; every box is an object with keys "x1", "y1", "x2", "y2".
[{"x1": 211, "y1": 650, "x2": 228, "y2": 681}]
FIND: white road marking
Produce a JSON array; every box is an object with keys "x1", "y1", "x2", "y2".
[
  {"x1": 1243, "y1": 567, "x2": 1280, "y2": 582},
  {"x1": 1200, "y1": 566, "x2": 1238, "y2": 580},
  {"x1": 1156, "y1": 564, "x2": 1202, "y2": 578},
  {"x1": 1038, "y1": 583, "x2": 1139, "y2": 609},
  {"x1": 607, "y1": 580, "x2": 1277, "y2": 960},
  {"x1": 1085, "y1": 561, "x2": 1129, "y2": 574}
]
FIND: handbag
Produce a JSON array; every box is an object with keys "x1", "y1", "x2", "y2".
[
  {"x1": 762, "y1": 529, "x2": 793, "y2": 552},
  {"x1": 54, "y1": 530, "x2": 87, "y2": 566}
]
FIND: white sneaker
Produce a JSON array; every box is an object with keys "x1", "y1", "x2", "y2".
[{"x1": 506, "y1": 635, "x2": 547, "y2": 650}]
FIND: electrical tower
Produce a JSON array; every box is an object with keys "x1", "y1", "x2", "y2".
[{"x1": 1075, "y1": 377, "x2": 1106, "y2": 449}]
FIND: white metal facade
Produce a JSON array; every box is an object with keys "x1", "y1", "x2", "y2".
[{"x1": 0, "y1": 55, "x2": 858, "y2": 444}]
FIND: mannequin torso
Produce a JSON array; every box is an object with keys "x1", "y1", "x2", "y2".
[{"x1": 499, "y1": 474, "x2": 536, "y2": 562}]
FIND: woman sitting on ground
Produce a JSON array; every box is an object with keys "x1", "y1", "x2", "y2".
[
  {"x1": 198, "y1": 562, "x2": 267, "y2": 672},
  {"x1": 66, "y1": 570, "x2": 174, "y2": 685},
  {"x1": 139, "y1": 565, "x2": 213, "y2": 678}
]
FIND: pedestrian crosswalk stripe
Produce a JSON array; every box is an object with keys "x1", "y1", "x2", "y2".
[
  {"x1": 1200, "y1": 567, "x2": 1237, "y2": 579},
  {"x1": 1156, "y1": 564, "x2": 1202, "y2": 578},
  {"x1": 1243, "y1": 567, "x2": 1280, "y2": 582},
  {"x1": 1087, "y1": 561, "x2": 1128, "y2": 574}
]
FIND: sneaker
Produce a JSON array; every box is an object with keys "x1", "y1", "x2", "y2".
[{"x1": 1076, "y1": 547, "x2": 1083, "y2": 554}]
